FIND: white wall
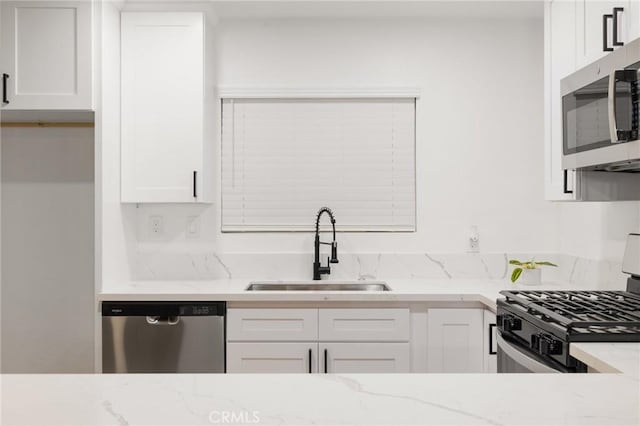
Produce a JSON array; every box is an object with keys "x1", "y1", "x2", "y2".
[
  {"x1": 99, "y1": 0, "x2": 137, "y2": 287},
  {"x1": 213, "y1": 18, "x2": 557, "y2": 254},
  {"x1": 1, "y1": 127, "x2": 94, "y2": 373},
  {"x1": 105, "y1": 14, "x2": 640, "y2": 285},
  {"x1": 130, "y1": 17, "x2": 559, "y2": 262},
  {"x1": 557, "y1": 202, "x2": 640, "y2": 262}
]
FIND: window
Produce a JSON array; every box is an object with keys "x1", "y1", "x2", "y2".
[{"x1": 221, "y1": 97, "x2": 416, "y2": 231}]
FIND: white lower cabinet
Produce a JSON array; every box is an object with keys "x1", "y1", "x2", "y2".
[
  {"x1": 320, "y1": 343, "x2": 410, "y2": 374},
  {"x1": 226, "y1": 342, "x2": 318, "y2": 374},
  {"x1": 427, "y1": 308, "x2": 484, "y2": 373},
  {"x1": 227, "y1": 306, "x2": 495, "y2": 374},
  {"x1": 226, "y1": 308, "x2": 410, "y2": 374},
  {"x1": 483, "y1": 311, "x2": 497, "y2": 373},
  {"x1": 544, "y1": 0, "x2": 579, "y2": 201}
]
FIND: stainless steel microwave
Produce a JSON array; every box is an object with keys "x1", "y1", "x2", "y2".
[{"x1": 562, "y1": 38, "x2": 640, "y2": 172}]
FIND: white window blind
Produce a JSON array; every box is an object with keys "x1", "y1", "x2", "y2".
[{"x1": 221, "y1": 97, "x2": 416, "y2": 232}]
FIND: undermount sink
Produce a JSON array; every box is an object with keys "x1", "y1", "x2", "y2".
[{"x1": 245, "y1": 281, "x2": 391, "y2": 292}]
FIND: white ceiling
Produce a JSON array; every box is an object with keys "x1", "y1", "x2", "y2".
[{"x1": 210, "y1": 1, "x2": 544, "y2": 20}]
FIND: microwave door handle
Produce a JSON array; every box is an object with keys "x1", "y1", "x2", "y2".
[{"x1": 608, "y1": 72, "x2": 620, "y2": 143}]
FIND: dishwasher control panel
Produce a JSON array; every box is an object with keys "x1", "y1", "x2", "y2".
[{"x1": 102, "y1": 301, "x2": 226, "y2": 316}]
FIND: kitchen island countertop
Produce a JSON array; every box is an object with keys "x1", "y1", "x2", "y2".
[{"x1": 2, "y1": 367, "x2": 639, "y2": 426}]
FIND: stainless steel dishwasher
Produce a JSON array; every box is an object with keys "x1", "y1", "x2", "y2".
[{"x1": 102, "y1": 301, "x2": 225, "y2": 373}]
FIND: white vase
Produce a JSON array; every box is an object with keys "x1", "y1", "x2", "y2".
[{"x1": 518, "y1": 268, "x2": 542, "y2": 286}]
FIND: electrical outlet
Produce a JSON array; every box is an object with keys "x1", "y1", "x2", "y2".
[
  {"x1": 186, "y1": 216, "x2": 200, "y2": 238},
  {"x1": 149, "y1": 215, "x2": 163, "y2": 236},
  {"x1": 469, "y1": 225, "x2": 480, "y2": 253}
]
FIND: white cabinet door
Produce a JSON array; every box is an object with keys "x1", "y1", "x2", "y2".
[
  {"x1": 227, "y1": 308, "x2": 318, "y2": 342},
  {"x1": 318, "y1": 308, "x2": 410, "y2": 342},
  {"x1": 483, "y1": 310, "x2": 497, "y2": 373},
  {"x1": 545, "y1": 0, "x2": 579, "y2": 201},
  {"x1": 0, "y1": 1, "x2": 92, "y2": 110},
  {"x1": 320, "y1": 343, "x2": 410, "y2": 373},
  {"x1": 227, "y1": 342, "x2": 318, "y2": 373},
  {"x1": 427, "y1": 309, "x2": 484, "y2": 373},
  {"x1": 121, "y1": 12, "x2": 207, "y2": 203},
  {"x1": 576, "y1": 0, "x2": 631, "y2": 68},
  {"x1": 626, "y1": 1, "x2": 640, "y2": 41}
]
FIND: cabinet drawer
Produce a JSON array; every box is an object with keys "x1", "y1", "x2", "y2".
[
  {"x1": 227, "y1": 308, "x2": 318, "y2": 341},
  {"x1": 318, "y1": 308, "x2": 410, "y2": 342},
  {"x1": 320, "y1": 342, "x2": 410, "y2": 373},
  {"x1": 227, "y1": 342, "x2": 317, "y2": 373}
]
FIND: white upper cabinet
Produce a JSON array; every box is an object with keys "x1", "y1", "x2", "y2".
[
  {"x1": 545, "y1": 0, "x2": 578, "y2": 201},
  {"x1": 626, "y1": 1, "x2": 640, "y2": 40},
  {"x1": 575, "y1": 0, "x2": 635, "y2": 68},
  {"x1": 121, "y1": 12, "x2": 211, "y2": 203},
  {"x1": 0, "y1": 1, "x2": 93, "y2": 110},
  {"x1": 544, "y1": 1, "x2": 640, "y2": 201}
]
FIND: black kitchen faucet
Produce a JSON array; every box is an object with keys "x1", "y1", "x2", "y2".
[{"x1": 313, "y1": 207, "x2": 339, "y2": 280}]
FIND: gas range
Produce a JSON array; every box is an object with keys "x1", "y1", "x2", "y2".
[
  {"x1": 496, "y1": 287, "x2": 640, "y2": 373},
  {"x1": 496, "y1": 234, "x2": 640, "y2": 373}
]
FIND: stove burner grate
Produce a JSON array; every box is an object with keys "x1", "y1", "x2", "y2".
[{"x1": 500, "y1": 290, "x2": 640, "y2": 336}]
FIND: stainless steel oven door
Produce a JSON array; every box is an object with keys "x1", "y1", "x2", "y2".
[{"x1": 497, "y1": 333, "x2": 563, "y2": 373}]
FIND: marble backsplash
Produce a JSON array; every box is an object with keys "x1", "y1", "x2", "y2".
[{"x1": 133, "y1": 251, "x2": 630, "y2": 290}]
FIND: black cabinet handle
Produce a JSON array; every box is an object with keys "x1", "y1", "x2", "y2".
[
  {"x1": 563, "y1": 169, "x2": 574, "y2": 194},
  {"x1": 489, "y1": 324, "x2": 497, "y2": 355},
  {"x1": 2, "y1": 73, "x2": 9, "y2": 104},
  {"x1": 193, "y1": 170, "x2": 197, "y2": 198},
  {"x1": 308, "y1": 348, "x2": 312, "y2": 373},
  {"x1": 324, "y1": 349, "x2": 328, "y2": 373},
  {"x1": 603, "y1": 14, "x2": 614, "y2": 52},
  {"x1": 613, "y1": 7, "x2": 624, "y2": 46}
]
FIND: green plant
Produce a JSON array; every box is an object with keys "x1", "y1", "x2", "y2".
[{"x1": 509, "y1": 259, "x2": 558, "y2": 283}]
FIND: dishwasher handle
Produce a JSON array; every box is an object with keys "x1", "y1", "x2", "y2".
[{"x1": 146, "y1": 315, "x2": 181, "y2": 325}]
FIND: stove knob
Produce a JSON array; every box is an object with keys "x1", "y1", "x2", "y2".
[
  {"x1": 541, "y1": 335, "x2": 562, "y2": 356},
  {"x1": 534, "y1": 334, "x2": 562, "y2": 356},
  {"x1": 530, "y1": 334, "x2": 540, "y2": 352},
  {"x1": 500, "y1": 315, "x2": 522, "y2": 332}
]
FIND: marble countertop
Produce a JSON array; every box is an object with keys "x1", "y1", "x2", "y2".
[
  {"x1": 99, "y1": 278, "x2": 588, "y2": 311},
  {"x1": 2, "y1": 371, "x2": 639, "y2": 426},
  {"x1": 571, "y1": 342, "x2": 640, "y2": 376},
  {"x1": 5, "y1": 280, "x2": 634, "y2": 425}
]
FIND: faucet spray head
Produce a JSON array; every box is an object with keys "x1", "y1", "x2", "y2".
[{"x1": 330, "y1": 241, "x2": 339, "y2": 264}]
